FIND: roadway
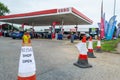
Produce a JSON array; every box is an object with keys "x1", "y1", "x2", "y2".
[{"x1": 0, "y1": 37, "x2": 120, "y2": 80}]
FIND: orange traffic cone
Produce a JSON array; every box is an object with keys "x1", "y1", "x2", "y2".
[
  {"x1": 18, "y1": 32, "x2": 36, "y2": 80},
  {"x1": 87, "y1": 36, "x2": 96, "y2": 58},
  {"x1": 96, "y1": 36, "x2": 102, "y2": 52},
  {"x1": 74, "y1": 36, "x2": 92, "y2": 68}
]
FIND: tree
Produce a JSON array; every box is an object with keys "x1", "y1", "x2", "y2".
[{"x1": 0, "y1": 2, "x2": 10, "y2": 16}]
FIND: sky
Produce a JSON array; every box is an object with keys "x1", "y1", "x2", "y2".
[{"x1": 0, "y1": 0, "x2": 120, "y2": 29}]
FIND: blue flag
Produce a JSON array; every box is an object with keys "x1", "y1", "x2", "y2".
[
  {"x1": 116, "y1": 27, "x2": 120, "y2": 38},
  {"x1": 106, "y1": 15, "x2": 117, "y2": 40},
  {"x1": 104, "y1": 20, "x2": 109, "y2": 38}
]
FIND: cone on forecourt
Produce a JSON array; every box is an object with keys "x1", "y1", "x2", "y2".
[
  {"x1": 96, "y1": 36, "x2": 102, "y2": 53},
  {"x1": 18, "y1": 32, "x2": 36, "y2": 80},
  {"x1": 87, "y1": 36, "x2": 96, "y2": 58},
  {"x1": 74, "y1": 36, "x2": 92, "y2": 68}
]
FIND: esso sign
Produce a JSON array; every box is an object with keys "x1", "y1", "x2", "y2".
[{"x1": 57, "y1": 8, "x2": 70, "y2": 13}]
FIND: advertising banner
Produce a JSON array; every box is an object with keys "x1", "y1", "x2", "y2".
[{"x1": 106, "y1": 15, "x2": 117, "y2": 40}]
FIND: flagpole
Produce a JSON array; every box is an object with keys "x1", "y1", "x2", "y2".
[
  {"x1": 113, "y1": 0, "x2": 116, "y2": 15},
  {"x1": 100, "y1": 0, "x2": 105, "y2": 39}
]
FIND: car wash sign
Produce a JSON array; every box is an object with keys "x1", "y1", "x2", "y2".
[{"x1": 18, "y1": 46, "x2": 36, "y2": 73}]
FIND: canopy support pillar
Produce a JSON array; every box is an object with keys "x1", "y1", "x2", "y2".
[{"x1": 52, "y1": 22, "x2": 56, "y2": 39}]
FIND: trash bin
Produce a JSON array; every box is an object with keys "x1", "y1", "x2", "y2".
[
  {"x1": 58, "y1": 33, "x2": 63, "y2": 40},
  {"x1": 48, "y1": 34, "x2": 51, "y2": 39}
]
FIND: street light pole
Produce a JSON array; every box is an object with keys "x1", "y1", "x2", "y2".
[{"x1": 113, "y1": 0, "x2": 116, "y2": 15}]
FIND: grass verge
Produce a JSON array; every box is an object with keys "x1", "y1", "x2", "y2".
[{"x1": 93, "y1": 38, "x2": 120, "y2": 53}]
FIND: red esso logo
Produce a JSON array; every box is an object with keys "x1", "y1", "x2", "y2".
[{"x1": 58, "y1": 8, "x2": 69, "y2": 13}]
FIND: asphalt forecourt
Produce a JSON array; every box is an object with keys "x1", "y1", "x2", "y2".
[{"x1": 0, "y1": 37, "x2": 120, "y2": 80}]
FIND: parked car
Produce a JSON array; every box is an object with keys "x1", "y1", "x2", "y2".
[
  {"x1": 79, "y1": 33, "x2": 90, "y2": 40},
  {"x1": 63, "y1": 32, "x2": 71, "y2": 39},
  {"x1": 11, "y1": 31, "x2": 33, "y2": 39},
  {"x1": 0, "y1": 31, "x2": 2, "y2": 36},
  {"x1": 67, "y1": 34, "x2": 78, "y2": 40},
  {"x1": 11, "y1": 31, "x2": 24, "y2": 39}
]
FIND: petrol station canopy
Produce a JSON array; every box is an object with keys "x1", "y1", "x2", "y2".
[{"x1": 0, "y1": 7, "x2": 93, "y2": 26}]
